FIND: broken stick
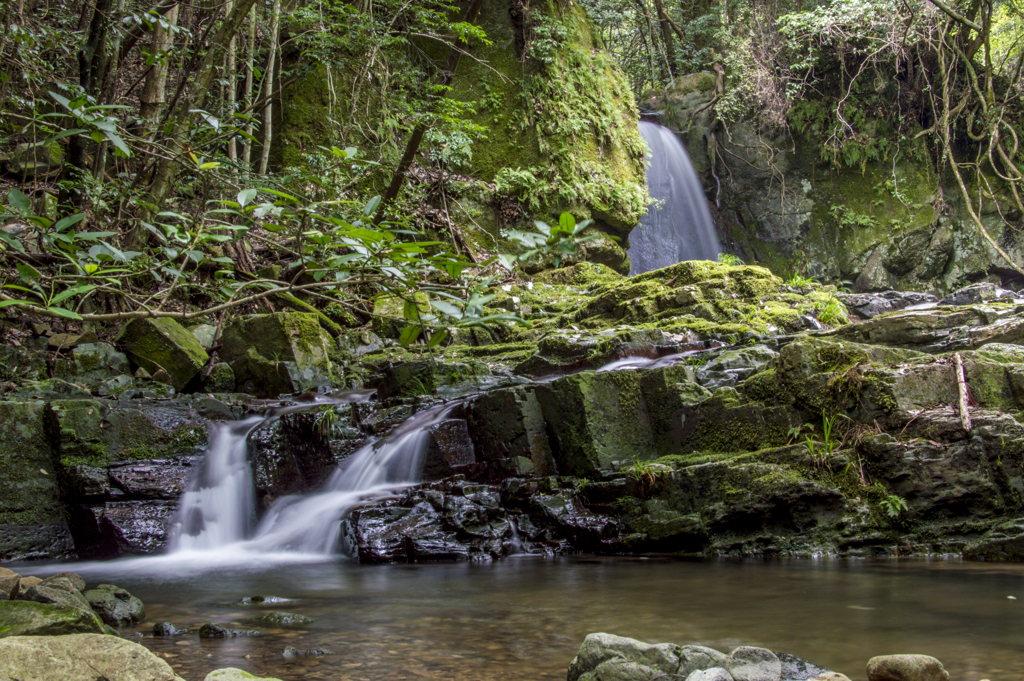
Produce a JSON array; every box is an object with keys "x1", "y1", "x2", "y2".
[{"x1": 955, "y1": 352, "x2": 972, "y2": 432}]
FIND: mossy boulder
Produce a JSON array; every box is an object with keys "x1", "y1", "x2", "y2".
[
  {"x1": 0, "y1": 402, "x2": 73, "y2": 561},
  {"x1": 221, "y1": 312, "x2": 335, "y2": 397},
  {"x1": 0, "y1": 345, "x2": 47, "y2": 384},
  {"x1": 7, "y1": 140, "x2": 63, "y2": 176},
  {"x1": 53, "y1": 343, "x2": 131, "y2": 389},
  {"x1": 534, "y1": 365, "x2": 705, "y2": 476},
  {"x1": 0, "y1": 601, "x2": 106, "y2": 637},
  {"x1": 116, "y1": 319, "x2": 209, "y2": 391}
]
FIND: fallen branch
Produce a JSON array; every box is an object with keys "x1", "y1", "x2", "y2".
[{"x1": 955, "y1": 352, "x2": 972, "y2": 432}]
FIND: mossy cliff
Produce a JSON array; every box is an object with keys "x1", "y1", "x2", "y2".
[
  {"x1": 642, "y1": 76, "x2": 1023, "y2": 293},
  {"x1": 273, "y1": 1, "x2": 648, "y2": 270}
]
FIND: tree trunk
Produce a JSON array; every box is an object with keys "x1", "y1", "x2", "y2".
[
  {"x1": 128, "y1": 0, "x2": 259, "y2": 249},
  {"x1": 225, "y1": 0, "x2": 238, "y2": 162},
  {"x1": 258, "y1": 0, "x2": 281, "y2": 177},
  {"x1": 653, "y1": 0, "x2": 676, "y2": 79},
  {"x1": 68, "y1": 0, "x2": 113, "y2": 175},
  {"x1": 139, "y1": 3, "x2": 179, "y2": 131},
  {"x1": 242, "y1": 3, "x2": 256, "y2": 169},
  {"x1": 373, "y1": 0, "x2": 485, "y2": 223}
]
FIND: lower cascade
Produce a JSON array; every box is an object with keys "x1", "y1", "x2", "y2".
[
  {"x1": 166, "y1": 396, "x2": 455, "y2": 557},
  {"x1": 627, "y1": 121, "x2": 721, "y2": 275}
]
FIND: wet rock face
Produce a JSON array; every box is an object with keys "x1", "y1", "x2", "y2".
[
  {"x1": 340, "y1": 476, "x2": 615, "y2": 563},
  {"x1": 421, "y1": 419, "x2": 476, "y2": 481},
  {"x1": 34, "y1": 396, "x2": 219, "y2": 559},
  {"x1": 838, "y1": 291, "x2": 938, "y2": 319},
  {"x1": 249, "y1": 413, "x2": 332, "y2": 504},
  {"x1": 0, "y1": 401, "x2": 74, "y2": 562}
]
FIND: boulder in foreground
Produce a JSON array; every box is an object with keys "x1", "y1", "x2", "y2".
[
  {"x1": 204, "y1": 669, "x2": 283, "y2": 681},
  {"x1": 0, "y1": 633, "x2": 185, "y2": 680}
]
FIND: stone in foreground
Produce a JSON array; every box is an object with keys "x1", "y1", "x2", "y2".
[
  {"x1": 0, "y1": 633, "x2": 185, "y2": 680},
  {"x1": 204, "y1": 669, "x2": 283, "y2": 681},
  {"x1": 866, "y1": 655, "x2": 949, "y2": 681}
]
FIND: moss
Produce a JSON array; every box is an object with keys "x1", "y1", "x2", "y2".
[
  {"x1": 115, "y1": 318, "x2": 209, "y2": 391},
  {"x1": 450, "y1": 0, "x2": 648, "y2": 230},
  {"x1": 532, "y1": 262, "x2": 624, "y2": 288}
]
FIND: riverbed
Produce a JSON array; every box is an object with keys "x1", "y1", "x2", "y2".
[{"x1": 21, "y1": 555, "x2": 1024, "y2": 680}]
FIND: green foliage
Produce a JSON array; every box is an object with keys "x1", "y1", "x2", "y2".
[
  {"x1": 505, "y1": 212, "x2": 604, "y2": 268},
  {"x1": 808, "y1": 292, "x2": 849, "y2": 326},
  {"x1": 879, "y1": 494, "x2": 908, "y2": 519},
  {"x1": 804, "y1": 410, "x2": 843, "y2": 466},
  {"x1": 717, "y1": 253, "x2": 743, "y2": 266},
  {"x1": 622, "y1": 455, "x2": 663, "y2": 495},
  {"x1": 787, "y1": 273, "x2": 816, "y2": 288}
]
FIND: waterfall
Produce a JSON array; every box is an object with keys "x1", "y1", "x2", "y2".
[
  {"x1": 244, "y1": 403, "x2": 455, "y2": 554},
  {"x1": 627, "y1": 121, "x2": 721, "y2": 275},
  {"x1": 165, "y1": 393, "x2": 450, "y2": 557}
]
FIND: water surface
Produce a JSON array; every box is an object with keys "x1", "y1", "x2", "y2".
[{"x1": 29, "y1": 556, "x2": 1024, "y2": 681}]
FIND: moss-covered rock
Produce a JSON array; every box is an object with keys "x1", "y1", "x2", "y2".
[
  {"x1": 53, "y1": 343, "x2": 131, "y2": 390},
  {"x1": 0, "y1": 601, "x2": 106, "y2": 637},
  {"x1": 116, "y1": 319, "x2": 209, "y2": 391},
  {"x1": 0, "y1": 402, "x2": 73, "y2": 561},
  {"x1": 221, "y1": 312, "x2": 336, "y2": 397}
]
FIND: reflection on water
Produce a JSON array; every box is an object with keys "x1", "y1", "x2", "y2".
[{"x1": 22, "y1": 556, "x2": 1024, "y2": 680}]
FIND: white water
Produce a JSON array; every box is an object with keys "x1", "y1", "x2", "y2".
[
  {"x1": 628, "y1": 121, "x2": 721, "y2": 275},
  {"x1": 163, "y1": 394, "x2": 453, "y2": 561}
]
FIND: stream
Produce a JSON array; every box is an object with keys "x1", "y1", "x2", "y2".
[{"x1": 21, "y1": 555, "x2": 1024, "y2": 681}]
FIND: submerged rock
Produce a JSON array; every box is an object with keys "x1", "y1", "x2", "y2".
[
  {"x1": 282, "y1": 646, "x2": 333, "y2": 658},
  {"x1": 245, "y1": 611, "x2": 312, "y2": 627},
  {"x1": 199, "y1": 623, "x2": 261, "y2": 638},
  {"x1": 0, "y1": 634, "x2": 185, "y2": 681},
  {"x1": 152, "y1": 621, "x2": 188, "y2": 636},
  {"x1": 83, "y1": 584, "x2": 145, "y2": 626},
  {"x1": 865, "y1": 655, "x2": 949, "y2": 681},
  {"x1": 0, "y1": 601, "x2": 106, "y2": 637},
  {"x1": 227, "y1": 596, "x2": 295, "y2": 606}
]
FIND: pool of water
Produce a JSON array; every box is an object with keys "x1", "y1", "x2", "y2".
[{"x1": 21, "y1": 555, "x2": 1024, "y2": 680}]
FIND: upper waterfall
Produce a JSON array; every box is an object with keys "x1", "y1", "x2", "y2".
[{"x1": 627, "y1": 121, "x2": 721, "y2": 275}]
